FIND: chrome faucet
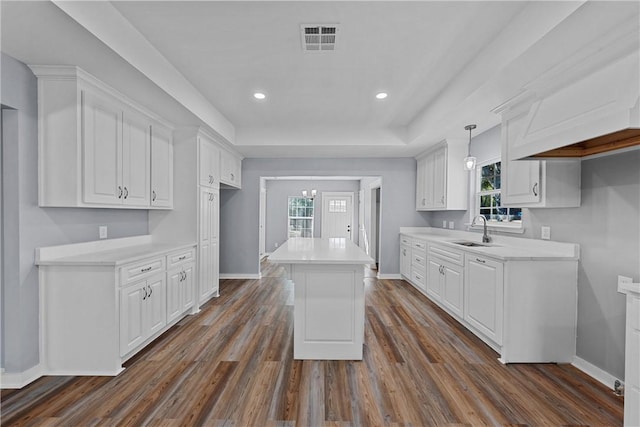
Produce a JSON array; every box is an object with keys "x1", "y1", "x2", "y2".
[{"x1": 472, "y1": 215, "x2": 491, "y2": 243}]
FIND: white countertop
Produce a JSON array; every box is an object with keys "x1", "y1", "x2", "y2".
[
  {"x1": 400, "y1": 228, "x2": 579, "y2": 261},
  {"x1": 269, "y1": 238, "x2": 374, "y2": 265},
  {"x1": 36, "y1": 236, "x2": 196, "y2": 267}
]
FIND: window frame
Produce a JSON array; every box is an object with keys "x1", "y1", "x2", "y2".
[
  {"x1": 287, "y1": 196, "x2": 315, "y2": 238},
  {"x1": 472, "y1": 158, "x2": 524, "y2": 232}
]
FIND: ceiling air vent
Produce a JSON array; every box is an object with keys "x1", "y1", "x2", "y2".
[{"x1": 300, "y1": 24, "x2": 339, "y2": 52}]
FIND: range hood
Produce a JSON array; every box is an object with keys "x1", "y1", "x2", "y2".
[{"x1": 494, "y1": 21, "x2": 639, "y2": 161}]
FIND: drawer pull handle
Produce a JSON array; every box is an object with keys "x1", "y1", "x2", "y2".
[
  {"x1": 178, "y1": 255, "x2": 187, "y2": 260},
  {"x1": 476, "y1": 258, "x2": 486, "y2": 264},
  {"x1": 141, "y1": 266, "x2": 152, "y2": 272}
]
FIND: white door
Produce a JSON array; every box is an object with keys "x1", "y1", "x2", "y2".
[
  {"x1": 432, "y1": 147, "x2": 447, "y2": 209},
  {"x1": 502, "y1": 159, "x2": 541, "y2": 205},
  {"x1": 121, "y1": 110, "x2": 151, "y2": 207},
  {"x1": 151, "y1": 125, "x2": 173, "y2": 208},
  {"x1": 199, "y1": 136, "x2": 215, "y2": 187},
  {"x1": 465, "y1": 257, "x2": 504, "y2": 345},
  {"x1": 119, "y1": 282, "x2": 145, "y2": 356},
  {"x1": 321, "y1": 192, "x2": 354, "y2": 240},
  {"x1": 82, "y1": 90, "x2": 122, "y2": 205},
  {"x1": 182, "y1": 263, "x2": 195, "y2": 311},
  {"x1": 259, "y1": 188, "x2": 266, "y2": 257},
  {"x1": 147, "y1": 274, "x2": 167, "y2": 336},
  {"x1": 167, "y1": 269, "x2": 183, "y2": 323}
]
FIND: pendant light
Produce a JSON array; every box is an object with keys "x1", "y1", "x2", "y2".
[{"x1": 463, "y1": 124, "x2": 477, "y2": 171}]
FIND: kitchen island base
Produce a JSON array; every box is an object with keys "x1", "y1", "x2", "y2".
[{"x1": 290, "y1": 263, "x2": 365, "y2": 360}]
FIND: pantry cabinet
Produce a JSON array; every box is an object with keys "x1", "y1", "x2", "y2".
[
  {"x1": 30, "y1": 65, "x2": 173, "y2": 209},
  {"x1": 149, "y1": 127, "x2": 237, "y2": 308},
  {"x1": 415, "y1": 140, "x2": 467, "y2": 211}
]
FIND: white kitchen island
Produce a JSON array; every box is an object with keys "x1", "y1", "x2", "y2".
[{"x1": 269, "y1": 237, "x2": 374, "y2": 360}]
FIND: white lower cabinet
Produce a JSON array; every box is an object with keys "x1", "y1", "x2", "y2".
[
  {"x1": 465, "y1": 256, "x2": 504, "y2": 346},
  {"x1": 400, "y1": 244, "x2": 411, "y2": 279},
  {"x1": 37, "y1": 237, "x2": 197, "y2": 376},
  {"x1": 398, "y1": 233, "x2": 578, "y2": 363}
]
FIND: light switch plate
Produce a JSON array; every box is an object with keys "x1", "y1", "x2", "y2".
[
  {"x1": 541, "y1": 226, "x2": 551, "y2": 240},
  {"x1": 99, "y1": 226, "x2": 108, "y2": 239},
  {"x1": 448, "y1": 221, "x2": 454, "y2": 229}
]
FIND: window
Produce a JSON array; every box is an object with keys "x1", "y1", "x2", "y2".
[
  {"x1": 476, "y1": 161, "x2": 522, "y2": 225},
  {"x1": 288, "y1": 197, "x2": 314, "y2": 238}
]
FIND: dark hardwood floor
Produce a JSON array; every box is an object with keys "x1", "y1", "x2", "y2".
[{"x1": 1, "y1": 260, "x2": 623, "y2": 426}]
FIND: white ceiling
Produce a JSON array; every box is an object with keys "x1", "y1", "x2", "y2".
[{"x1": 1, "y1": 1, "x2": 636, "y2": 158}]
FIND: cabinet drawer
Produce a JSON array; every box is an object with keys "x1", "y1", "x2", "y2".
[
  {"x1": 413, "y1": 240, "x2": 427, "y2": 251},
  {"x1": 411, "y1": 268, "x2": 426, "y2": 289},
  {"x1": 412, "y1": 252, "x2": 426, "y2": 268},
  {"x1": 121, "y1": 257, "x2": 165, "y2": 284},
  {"x1": 167, "y1": 248, "x2": 196, "y2": 269},
  {"x1": 429, "y1": 244, "x2": 464, "y2": 266},
  {"x1": 400, "y1": 235, "x2": 411, "y2": 246}
]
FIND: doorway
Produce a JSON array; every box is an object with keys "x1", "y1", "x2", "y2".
[
  {"x1": 321, "y1": 192, "x2": 355, "y2": 241},
  {"x1": 370, "y1": 186, "x2": 381, "y2": 270}
]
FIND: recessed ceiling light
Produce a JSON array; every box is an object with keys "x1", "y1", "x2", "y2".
[
  {"x1": 376, "y1": 92, "x2": 388, "y2": 100},
  {"x1": 254, "y1": 92, "x2": 266, "y2": 100}
]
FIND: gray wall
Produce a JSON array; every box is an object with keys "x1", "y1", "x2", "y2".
[
  {"x1": 1, "y1": 53, "x2": 148, "y2": 373},
  {"x1": 430, "y1": 124, "x2": 640, "y2": 380},
  {"x1": 219, "y1": 158, "x2": 430, "y2": 276},
  {"x1": 265, "y1": 180, "x2": 360, "y2": 251}
]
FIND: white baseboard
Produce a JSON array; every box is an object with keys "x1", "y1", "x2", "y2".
[
  {"x1": 377, "y1": 273, "x2": 402, "y2": 280},
  {"x1": 1, "y1": 364, "x2": 43, "y2": 389},
  {"x1": 572, "y1": 356, "x2": 620, "y2": 390},
  {"x1": 219, "y1": 273, "x2": 261, "y2": 280}
]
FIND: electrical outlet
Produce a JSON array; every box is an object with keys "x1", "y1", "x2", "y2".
[
  {"x1": 448, "y1": 221, "x2": 454, "y2": 229},
  {"x1": 274, "y1": 242, "x2": 279, "y2": 248},
  {"x1": 618, "y1": 275, "x2": 633, "y2": 287},
  {"x1": 442, "y1": 220, "x2": 447, "y2": 228},
  {"x1": 541, "y1": 226, "x2": 551, "y2": 240},
  {"x1": 99, "y1": 226, "x2": 108, "y2": 239}
]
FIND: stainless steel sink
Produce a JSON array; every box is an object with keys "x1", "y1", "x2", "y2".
[{"x1": 450, "y1": 241, "x2": 489, "y2": 247}]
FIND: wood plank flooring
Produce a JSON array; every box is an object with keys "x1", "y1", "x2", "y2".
[{"x1": 1, "y1": 260, "x2": 623, "y2": 426}]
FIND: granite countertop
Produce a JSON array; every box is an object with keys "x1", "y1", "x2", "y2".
[
  {"x1": 269, "y1": 237, "x2": 374, "y2": 265},
  {"x1": 400, "y1": 229, "x2": 579, "y2": 261}
]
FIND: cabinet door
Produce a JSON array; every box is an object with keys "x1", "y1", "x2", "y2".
[
  {"x1": 211, "y1": 239, "x2": 219, "y2": 297},
  {"x1": 122, "y1": 110, "x2": 151, "y2": 207},
  {"x1": 416, "y1": 157, "x2": 427, "y2": 210},
  {"x1": 431, "y1": 147, "x2": 446, "y2": 209},
  {"x1": 426, "y1": 259, "x2": 442, "y2": 301},
  {"x1": 441, "y1": 264, "x2": 464, "y2": 319},
  {"x1": 146, "y1": 275, "x2": 167, "y2": 336},
  {"x1": 198, "y1": 244, "x2": 212, "y2": 303},
  {"x1": 120, "y1": 282, "x2": 145, "y2": 356},
  {"x1": 465, "y1": 256, "x2": 504, "y2": 345},
  {"x1": 199, "y1": 187, "x2": 212, "y2": 243},
  {"x1": 211, "y1": 190, "x2": 219, "y2": 240},
  {"x1": 151, "y1": 125, "x2": 173, "y2": 208},
  {"x1": 82, "y1": 90, "x2": 123, "y2": 205},
  {"x1": 199, "y1": 136, "x2": 218, "y2": 187},
  {"x1": 502, "y1": 158, "x2": 541, "y2": 206},
  {"x1": 400, "y1": 246, "x2": 411, "y2": 278},
  {"x1": 220, "y1": 149, "x2": 241, "y2": 187},
  {"x1": 182, "y1": 262, "x2": 195, "y2": 311},
  {"x1": 167, "y1": 269, "x2": 183, "y2": 323}
]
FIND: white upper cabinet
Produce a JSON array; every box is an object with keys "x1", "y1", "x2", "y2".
[
  {"x1": 31, "y1": 65, "x2": 173, "y2": 209},
  {"x1": 416, "y1": 140, "x2": 467, "y2": 211},
  {"x1": 220, "y1": 147, "x2": 242, "y2": 189},
  {"x1": 199, "y1": 135, "x2": 220, "y2": 188},
  {"x1": 501, "y1": 106, "x2": 581, "y2": 208},
  {"x1": 151, "y1": 124, "x2": 173, "y2": 208},
  {"x1": 82, "y1": 89, "x2": 123, "y2": 205}
]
